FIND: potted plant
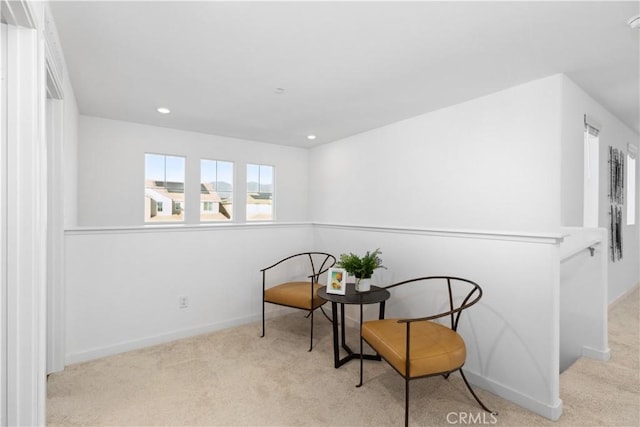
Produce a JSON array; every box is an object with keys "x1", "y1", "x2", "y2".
[{"x1": 337, "y1": 248, "x2": 385, "y2": 292}]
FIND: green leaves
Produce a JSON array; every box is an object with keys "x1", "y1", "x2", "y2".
[{"x1": 337, "y1": 248, "x2": 385, "y2": 279}]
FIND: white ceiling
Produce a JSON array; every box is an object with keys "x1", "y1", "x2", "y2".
[{"x1": 50, "y1": 1, "x2": 640, "y2": 148}]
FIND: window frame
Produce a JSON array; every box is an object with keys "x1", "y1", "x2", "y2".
[
  {"x1": 627, "y1": 152, "x2": 636, "y2": 226},
  {"x1": 246, "y1": 163, "x2": 275, "y2": 221},
  {"x1": 144, "y1": 152, "x2": 186, "y2": 224},
  {"x1": 200, "y1": 158, "x2": 234, "y2": 222}
]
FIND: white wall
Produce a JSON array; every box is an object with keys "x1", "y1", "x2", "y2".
[
  {"x1": 309, "y1": 75, "x2": 564, "y2": 233},
  {"x1": 62, "y1": 74, "x2": 79, "y2": 228},
  {"x1": 77, "y1": 116, "x2": 310, "y2": 226},
  {"x1": 304, "y1": 76, "x2": 572, "y2": 419},
  {"x1": 67, "y1": 115, "x2": 313, "y2": 364},
  {"x1": 560, "y1": 75, "x2": 640, "y2": 302},
  {"x1": 313, "y1": 224, "x2": 564, "y2": 419},
  {"x1": 64, "y1": 224, "x2": 314, "y2": 364},
  {"x1": 559, "y1": 227, "x2": 609, "y2": 371},
  {"x1": 45, "y1": 55, "x2": 80, "y2": 376},
  {"x1": 64, "y1": 221, "x2": 567, "y2": 418}
]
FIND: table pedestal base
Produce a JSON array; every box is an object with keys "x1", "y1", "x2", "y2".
[{"x1": 330, "y1": 298, "x2": 386, "y2": 369}]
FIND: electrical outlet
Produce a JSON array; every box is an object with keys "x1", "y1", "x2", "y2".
[{"x1": 178, "y1": 296, "x2": 189, "y2": 309}]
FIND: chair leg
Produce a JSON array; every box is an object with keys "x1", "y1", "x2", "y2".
[
  {"x1": 357, "y1": 336, "x2": 363, "y2": 387},
  {"x1": 405, "y1": 378, "x2": 410, "y2": 427},
  {"x1": 261, "y1": 301, "x2": 265, "y2": 338},
  {"x1": 357, "y1": 303, "x2": 364, "y2": 387},
  {"x1": 309, "y1": 309, "x2": 314, "y2": 352},
  {"x1": 459, "y1": 369, "x2": 496, "y2": 414}
]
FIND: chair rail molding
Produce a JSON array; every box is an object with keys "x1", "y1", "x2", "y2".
[
  {"x1": 313, "y1": 222, "x2": 564, "y2": 245},
  {"x1": 64, "y1": 221, "x2": 314, "y2": 235}
]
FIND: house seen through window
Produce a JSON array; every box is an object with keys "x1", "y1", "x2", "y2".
[
  {"x1": 247, "y1": 163, "x2": 273, "y2": 221},
  {"x1": 144, "y1": 153, "x2": 186, "y2": 222},
  {"x1": 201, "y1": 159, "x2": 233, "y2": 221}
]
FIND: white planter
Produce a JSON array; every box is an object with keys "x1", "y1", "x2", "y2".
[{"x1": 355, "y1": 278, "x2": 371, "y2": 292}]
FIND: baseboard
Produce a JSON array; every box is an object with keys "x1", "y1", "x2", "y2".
[
  {"x1": 64, "y1": 304, "x2": 310, "y2": 366},
  {"x1": 462, "y1": 369, "x2": 563, "y2": 421},
  {"x1": 65, "y1": 313, "x2": 262, "y2": 365},
  {"x1": 65, "y1": 305, "x2": 305, "y2": 366},
  {"x1": 582, "y1": 345, "x2": 611, "y2": 361},
  {"x1": 609, "y1": 283, "x2": 639, "y2": 310}
]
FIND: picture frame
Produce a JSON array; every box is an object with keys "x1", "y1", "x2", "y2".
[{"x1": 326, "y1": 267, "x2": 347, "y2": 295}]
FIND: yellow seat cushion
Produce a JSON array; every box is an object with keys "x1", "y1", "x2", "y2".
[
  {"x1": 264, "y1": 281, "x2": 325, "y2": 310},
  {"x1": 362, "y1": 318, "x2": 466, "y2": 378}
]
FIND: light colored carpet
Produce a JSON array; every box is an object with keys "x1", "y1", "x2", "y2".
[{"x1": 47, "y1": 288, "x2": 639, "y2": 426}]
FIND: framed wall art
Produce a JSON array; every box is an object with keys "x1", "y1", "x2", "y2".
[
  {"x1": 326, "y1": 267, "x2": 347, "y2": 295},
  {"x1": 609, "y1": 146, "x2": 625, "y2": 262}
]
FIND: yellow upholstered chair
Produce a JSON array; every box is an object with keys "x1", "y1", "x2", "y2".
[
  {"x1": 261, "y1": 252, "x2": 336, "y2": 351},
  {"x1": 359, "y1": 276, "x2": 495, "y2": 426}
]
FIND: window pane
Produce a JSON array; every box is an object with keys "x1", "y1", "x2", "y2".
[
  {"x1": 145, "y1": 153, "x2": 185, "y2": 222},
  {"x1": 145, "y1": 153, "x2": 166, "y2": 181},
  {"x1": 201, "y1": 159, "x2": 233, "y2": 221},
  {"x1": 165, "y1": 156, "x2": 185, "y2": 182},
  {"x1": 583, "y1": 131, "x2": 599, "y2": 227},
  {"x1": 247, "y1": 163, "x2": 273, "y2": 221},
  {"x1": 246, "y1": 164, "x2": 259, "y2": 193},
  {"x1": 259, "y1": 165, "x2": 273, "y2": 192},
  {"x1": 627, "y1": 154, "x2": 636, "y2": 225}
]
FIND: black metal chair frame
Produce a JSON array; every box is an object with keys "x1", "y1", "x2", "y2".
[
  {"x1": 261, "y1": 251, "x2": 336, "y2": 351},
  {"x1": 359, "y1": 276, "x2": 496, "y2": 426}
]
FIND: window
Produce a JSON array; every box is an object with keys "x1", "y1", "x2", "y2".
[
  {"x1": 144, "y1": 153, "x2": 185, "y2": 222},
  {"x1": 583, "y1": 116, "x2": 600, "y2": 227},
  {"x1": 200, "y1": 159, "x2": 233, "y2": 221},
  {"x1": 627, "y1": 148, "x2": 637, "y2": 225},
  {"x1": 247, "y1": 163, "x2": 274, "y2": 221}
]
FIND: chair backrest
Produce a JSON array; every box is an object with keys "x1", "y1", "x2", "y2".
[
  {"x1": 384, "y1": 276, "x2": 483, "y2": 330},
  {"x1": 261, "y1": 252, "x2": 336, "y2": 283}
]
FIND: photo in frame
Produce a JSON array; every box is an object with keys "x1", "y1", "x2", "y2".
[{"x1": 326, "y1": 267, "x2": 347, "y2": 295}]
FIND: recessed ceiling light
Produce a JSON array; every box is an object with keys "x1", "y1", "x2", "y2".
[
  {"x1": 307, "y1": 135, "x2": 317, "y2": 140},
  {"x1": 628, "y1": 14, "x2": 640, "y2": 29},
  {"x1": 156, "y1": 107, "x2": 171, "y2": 114}
]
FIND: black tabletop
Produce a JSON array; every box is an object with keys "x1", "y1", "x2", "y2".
[{"x1": 318, "y1": 283, "x2": 390, "y2": 305}]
